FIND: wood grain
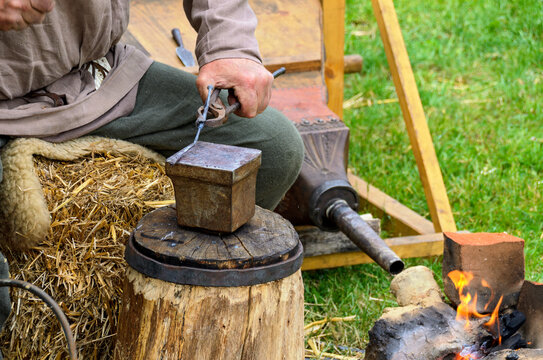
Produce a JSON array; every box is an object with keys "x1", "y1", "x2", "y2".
[
  {"x1": 371, "y1": 0, "x2": 456, "y2": 232},
  {"x1": 322, "y1": 0, "x2": 345, "y2": 118},
  {"x1": 115, "y1": 268, "x2": 305, "y2": 360},
  {"x1": 133, "y1": 206, "x2": 299, "y2": 269}
]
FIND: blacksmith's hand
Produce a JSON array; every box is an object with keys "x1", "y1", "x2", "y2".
[
  {"x1": 196, "y1": 58, "x2": 274, "y2": 119},
  {"x1": 0, "y1": 0, "x2": 55, "y2": 31}
]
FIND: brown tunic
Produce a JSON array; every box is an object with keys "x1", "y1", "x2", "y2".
[{"x1": 0, "y1": 0, "x2": 261, "y2": 140}]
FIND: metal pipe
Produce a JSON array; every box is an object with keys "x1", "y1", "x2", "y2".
[
  {"x1": 0, "y1": 278, "x2": 78, "y2": 360},
  {"x1": 327, "y1": 200, "x2": 404, "y2": 275}
]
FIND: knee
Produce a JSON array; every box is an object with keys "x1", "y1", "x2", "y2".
[
  {"x1": 254, "y1": 108, "x2": 304, "y2": 209},
  {"x1": 264, "y1": 108, "x2": 303, "y2": 176},
  {"x1": 273, "y1": 118, "x2": 304, "y2": 184}
]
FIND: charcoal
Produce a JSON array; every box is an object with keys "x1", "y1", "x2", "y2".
[
  {"x1": 490, "y1": 333, "x2": 528, "y2": 353},
  {"x1": 480, "y1": 336, "x2": 496, "y2": 353},
  {"x1": 505, "y1": 352, "x2": 520, "y2": 360},
  {"x1": 500, "y1": 310, "x2": 526, "y2": 340}
]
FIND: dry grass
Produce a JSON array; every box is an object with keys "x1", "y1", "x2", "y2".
[
  {"x1": 304, "y1": 316, "x2": 365, "y2": 359},
  {"x1": 0, "y1": 152, "x2": 173, "y2": 359}
]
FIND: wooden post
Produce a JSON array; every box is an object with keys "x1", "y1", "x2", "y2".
[
  {"x1": 323, "y1": 0, "x2": 345, "y2": 118},
  {"x1": 371, "y1": 0, "x2": 457, "y2": 232},
  {"x1": 114, "y1": 206, "x2": 305, "y2": 360}
]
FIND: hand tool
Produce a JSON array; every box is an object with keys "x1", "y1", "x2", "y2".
[
  {"x1": 172, "y1": 28, "x2": 196, "y2": 67},
  {"x1": 166, "y1": 67, "x2": 286, "y2": 164},
  {"x1": 195, "y1": 67, "x2": 286, "y2": 128}
]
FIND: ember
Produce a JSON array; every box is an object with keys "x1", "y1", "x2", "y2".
[{"x1": 455, "y1": 343, "x2": 486, "y2": 359}]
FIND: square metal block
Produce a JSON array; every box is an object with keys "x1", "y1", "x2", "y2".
[{"x1": 166, "y1": 141, "x2": 261, "y2": 233}]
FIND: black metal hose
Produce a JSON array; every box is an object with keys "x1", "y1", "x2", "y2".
[
  {"x1": 327, "y1": 200, "x2": 405, "y2": 275},
  {"x1": 0, "y1": 279, "x2": 77, "y2": 360}
]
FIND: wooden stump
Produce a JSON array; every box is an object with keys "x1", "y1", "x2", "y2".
[
  {"x1": 114, "y1": 206, "x2": 304, "y2": 360},
  {"x1": 115, "y1": 267, "x2": 304, "y2": 360}
]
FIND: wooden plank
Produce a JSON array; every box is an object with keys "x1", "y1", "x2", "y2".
[
  {"x1": 301, "y1": 233, "x2": 444, "y2": 271},
  {"x1": 128, "y1": 0, "x2": 192, "y2": 71},
  {"x1": 272, "y1": 71, "x2": 323, "y2": 89},
  {"x1": 253, "y1": 0, "x2": 322, "y2": 69},
  {"x1": 127, "y1": 0, "x2": 323, "y2": 73},
  {"x1": 371, "y1": 0, "x2": 457, "y2": 232},
  {"x1": 347, "y1": 171, "x2": 435, "y2": 236},
  {"x1": 322, "y1": 0, "x2": 345, "y2": 118}
]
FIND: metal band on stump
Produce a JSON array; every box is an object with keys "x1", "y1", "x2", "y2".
[{"x1": 125, "y1": 206, "x2": 303, "y2": 287}]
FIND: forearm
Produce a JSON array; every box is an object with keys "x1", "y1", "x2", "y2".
[{"x1": 183, "y1": 0, "x2": 262, "y2": 66}]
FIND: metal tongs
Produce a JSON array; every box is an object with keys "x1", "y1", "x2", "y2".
[{"x1": 167, "y1": 67, "x2": 286, "y2": 164}]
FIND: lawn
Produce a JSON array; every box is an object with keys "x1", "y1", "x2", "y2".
[{"x1": 303, "y1": 0, "x2": 542, "y2": 355}]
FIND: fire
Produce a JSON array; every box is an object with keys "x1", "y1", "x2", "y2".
[
  {"x1": 454, "y1": 346, "x2": 484, "y2": 360},
  {"x1": 448, "y1": 271, "x2": 503, "y2": 344}
]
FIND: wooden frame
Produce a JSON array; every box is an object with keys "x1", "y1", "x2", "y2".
[
  {"x1": 323, "y1": 0, "x2": 456, "y2": 233},
  {"x1": 303, "y1": 0, "x2": 457, "y2": 270}
]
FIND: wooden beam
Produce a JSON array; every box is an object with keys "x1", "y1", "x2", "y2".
[
  {"x1": 371, "y1": 0, "x2": 457, "y2": 232},
  {"x1": 301, "y1": 233, "x2": 443, "y2": 271},
  {"x1": 347, "y1": 171, "x2": 435, "y2": 236},
  {"x1": 322, "y1": 0, "x2": 345, "y2": 118},
  {"x1": 344, "y1": 54, "x2": 363, "y2": 74}
]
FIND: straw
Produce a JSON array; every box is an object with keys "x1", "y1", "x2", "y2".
[{"x1": 0, "y1": 151, "x2": 174, "y2": 359}]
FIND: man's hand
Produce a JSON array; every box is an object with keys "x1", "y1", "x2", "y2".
[
  {"x1": 0, "y1": 0, "x2": 55, "y2": 31},
  {"x1": 196, "y1": 58, "x2": 274, "y2": 118}
]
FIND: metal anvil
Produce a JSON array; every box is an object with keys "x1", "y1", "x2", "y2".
[{"x1": 165, "y1": 141, "x2": 261, "y2": 233}]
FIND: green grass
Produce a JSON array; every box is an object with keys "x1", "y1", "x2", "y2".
[{"x1": 303, "y1": 0, "x2": 542, "y2": 353}]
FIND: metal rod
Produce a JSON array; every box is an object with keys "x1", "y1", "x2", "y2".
[
  {"x1": 196, "y1": 85, "x2": 216, "y2": 126},
  {"x1": 327, "y1": 200, "x2": 404, "y2": 275},
  {"x1": 272, "y1": 67, "x2": 286, "y2": 77},
  {"x1": 166, "y1": 86, "x2": 214, "y2": 164}
]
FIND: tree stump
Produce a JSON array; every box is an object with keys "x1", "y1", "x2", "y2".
[{"x1": 114, "y1": 206, "x2": 304, "y2": 360}]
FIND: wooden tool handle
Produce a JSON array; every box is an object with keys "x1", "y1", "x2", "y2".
[{"x1": 171, "y1": 28, "x2": 184, "y2": 47}]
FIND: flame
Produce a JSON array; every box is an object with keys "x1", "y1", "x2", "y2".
[
  {"x1": 455, "y1": 353, "x2": 479, "y2": 360},
  {"x1": 448, "y1": 270, "x2": 503, "y2": 345},
  {"x1": 448, "y1": 271, "x2": 486, "y2": 328},
  {"x1": 484, "y1": 295, "x2": 503, "y2": 345}
]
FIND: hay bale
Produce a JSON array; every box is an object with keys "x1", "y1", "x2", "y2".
[{"x1": 0, "y1": 142, "x2": 174, "y2": 359}]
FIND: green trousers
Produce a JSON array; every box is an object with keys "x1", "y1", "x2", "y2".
[{"x1": 91, "y1": 62, "x2": 304, "y2": 210}]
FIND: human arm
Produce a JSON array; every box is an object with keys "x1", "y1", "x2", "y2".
[
  {"x1": 183, "y1": 0, "x2": 273, "y2": 118},
  {"x1": 0, "y1": 0, "x2": 55, "y2": 31}
]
